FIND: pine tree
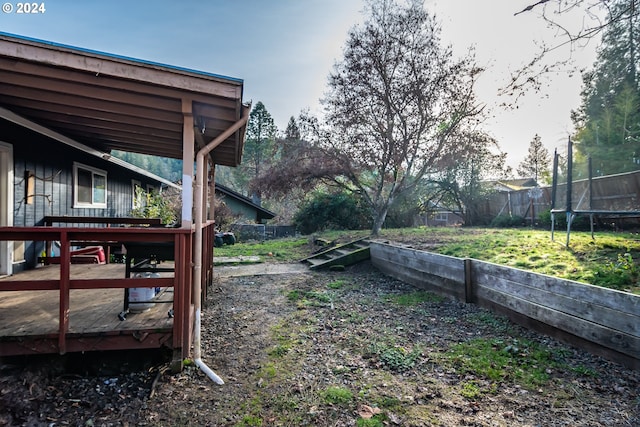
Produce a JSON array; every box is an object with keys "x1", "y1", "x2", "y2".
[
  {"x1": 517, "y1": 134, "x2": 551, "y2": 183},
  {"x1": 572, "y1": 0, "x2": 640, "y2": 175},
  {"x1": 234, "y1": 101, "x2": 277, "y2": 204}
]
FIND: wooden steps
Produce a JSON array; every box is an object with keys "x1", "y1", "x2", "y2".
[{"x1": 300, "y1": 238, "x2": 371, "y2": 270}]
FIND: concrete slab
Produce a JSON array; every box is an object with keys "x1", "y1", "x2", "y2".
[
  {"x1": 214, "y1": 256, "x2": 262, "y2": 264},
  {"x1": 214, "y1": 262, "x2": 309, "y2": 278}
]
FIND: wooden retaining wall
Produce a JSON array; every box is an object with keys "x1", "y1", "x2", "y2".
[{"x1": 370, "y1": 241, "x2": 640, "y2": 370}]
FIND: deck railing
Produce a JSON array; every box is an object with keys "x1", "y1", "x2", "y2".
[{"x1": 0, "y1": 222, "x2": 216, "y2": 367}]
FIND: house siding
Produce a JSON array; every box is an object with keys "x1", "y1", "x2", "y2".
[{"x1": 2, "y1": 120, "x2": 164, "y2": 268}]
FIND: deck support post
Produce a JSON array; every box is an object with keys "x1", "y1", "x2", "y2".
[
  {"x1": 58, "y1": 230, "x2": 70, "y2": 354},
  {"x1": 181, "y1": 99, "x2": 195, "y2": 229}
]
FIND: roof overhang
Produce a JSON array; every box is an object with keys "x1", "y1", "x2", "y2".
[
  {"x1": 0, "y1": 32, "x2": 247, "y2": 166},
  {"x1": 0, "y1": 105, "x2": 180, "y2": 189}
]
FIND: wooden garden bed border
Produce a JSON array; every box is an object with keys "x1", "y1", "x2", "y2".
[{"x1": 370, "y1": 241, "x2": 639, "y2": 370}]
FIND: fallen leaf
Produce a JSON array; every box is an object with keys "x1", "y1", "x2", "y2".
[{"x1": 358, "y1": 404, "x2": 381, "y2": 419}]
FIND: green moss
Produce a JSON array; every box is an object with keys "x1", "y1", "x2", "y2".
[{"x1": 321, "y1": 386, "x2": 353, "y2": 405}]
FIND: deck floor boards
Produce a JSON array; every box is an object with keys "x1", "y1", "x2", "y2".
[{"x1": 0, "y1": 263, "x2": 174, "y2": 337}]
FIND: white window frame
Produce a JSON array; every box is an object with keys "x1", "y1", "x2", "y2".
[
  {"x1": 73, "y1": 162, "x2": 107, "y2": 208},
  {"x1": 435, "y1": 212, "x2": 448, "y2": 222}
]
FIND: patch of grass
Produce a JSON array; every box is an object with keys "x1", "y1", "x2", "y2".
[
  {"x1": 214, "y1": 236, "x2": 310, "y2": 261},
  {"x1": 591, "y1": 252, "x2": 638, "y2": 291},
  {"x1": 375, "y1": 395, "x2": 402, "y2": 409},
  {"x1": 345, "y1": 311, "x2": 365, "y2": 323},
  {"x1": 267, "y1": 344, "x2": 290, "y2": 358},
  {"x1": 321, "y1": 386, "x2": 353, "y2": 405},
  {"x1": 356, "y1": 417, "x2": 385, "y2": 427},
  {"x1": 459, "y1": 381, "x2": 481, "y2": 399},
  {"x1": 571, "y1": 365, "x2": 599, "y2": 377},
  {"x1": 258, "y1": 363, "x2": 277, "y2": 380},
  {"x1": 464, "y1": 311, "x2": 509, "y2": 331},
  {"x1": 327, "y1": 279, "x2": 348, "y2": 289},
  {"x1": 445, "y1": 338, "x2": 557, "y2": 389},
  {"x1": 514, "y1": 260, "x2": 532, "y2": 269},
  {"x1": 285, "y1": 288, "x2": 334, "y2": 308},
  {"x1": 369, "y1": 342, "x2": 422, "y2": 372},
  {"x1": 286, "y1": 290, "x2": 301, "y2": 302},
  {"x1": 234, "y1": 415, "x2": 263, "y2": 427},
  {"x1": 386, "y1": 290, "x2": 444, "y2": 306}
]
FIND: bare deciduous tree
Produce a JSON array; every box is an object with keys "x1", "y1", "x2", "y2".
[
  {"x1": 505, "y1": 0, "x2": 637, "y2": 102},
  {"x1": 313, "y1": 0, "x2": 484, "y2": 235}
]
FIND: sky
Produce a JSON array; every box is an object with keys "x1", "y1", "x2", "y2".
[{"x1": 0, "y1": 0, "x2": 602, "y2": 169}]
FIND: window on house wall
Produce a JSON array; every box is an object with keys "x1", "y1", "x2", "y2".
[
  {"x1": 435, "y1": 212, "x2": 448, "y2": 222},
  {"x1": 73, "y1": 162, "x2": 107, "y2": 208}
]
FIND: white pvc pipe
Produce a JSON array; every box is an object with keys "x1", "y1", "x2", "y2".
[
  {"x1": 194, "y1": 309, "x2": 224, "y2": 384},
  {"x1": 192, "y1": 104, "x2": 250, "y2": 384}
]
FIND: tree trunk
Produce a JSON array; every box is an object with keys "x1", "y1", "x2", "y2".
[{"x1": 371, "y1": 206, "x2": 389, "y2": 236}]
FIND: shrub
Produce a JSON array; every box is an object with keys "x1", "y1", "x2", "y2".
[
  {"x1": 537, "y1": 209, "x2": 591, "y2": 231},
  {"x1": 130, "y1": 187, "x2": 179, "y2": 225},
  {"x1": 537, "y1": 209, "x2": 562, "y2": 228},
  {"x1": 293, "y1": 190, "x2": 370, "y2": 234},
  {"x1": 490, "y1": 214, "x2": 526, "y2": 228}
]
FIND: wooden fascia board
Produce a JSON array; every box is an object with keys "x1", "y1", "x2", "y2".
[
  {"x1": 0, "y1": 35, "x2": 242, "y2": 99},
  {"x1": 0, "y1": 68, "x2": 181, "y2": 113},
  {"x1": 0, "y1": 56, "x2": 240, "y2": 108}
]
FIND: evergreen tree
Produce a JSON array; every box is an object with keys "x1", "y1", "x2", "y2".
[
  {"x1": 285, "y1": 116, "x2": 301, "y2": 141},
  {"x1": 572, "y1": 0, "x2": 640, "y2": 176},
  {"x1": 234, "y1": 101, "x2": 277, "y2": 204},
  {"x1": 517, "y1": 134, "x2": 551, "y2": 183}
]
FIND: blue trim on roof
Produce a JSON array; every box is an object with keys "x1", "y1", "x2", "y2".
[{"x1": 0, "y1": 31, "x2": 243, "y2": 84}]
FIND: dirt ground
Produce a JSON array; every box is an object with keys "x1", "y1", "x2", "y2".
[{"x1": 1, "y1": 260, "x2": 639, "y2": 426}]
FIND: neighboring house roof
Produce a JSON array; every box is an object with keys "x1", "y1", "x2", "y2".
[
  {"x1": 424, "y1": 201, "x2": 462, "y2": 215},
  {"x1": 0, "y1": 32, "x2": 247, "y2": 167},
  {"x1": 487, "y1": 178, "x2": 539, "y2": 192},
  {"x1": 215, "y1": 183, "x2": 276, "y2": 222}
]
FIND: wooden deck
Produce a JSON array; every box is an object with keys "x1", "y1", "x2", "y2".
[
  {"x1": 0, "y1": 263, "x2": 174, "y2": 337},
  {"x1": 0, "y1": 224, "x2": 217, "y2": 368},
  {"x1": 0, "y1": 262, "x2": 177, "y2": 356}
]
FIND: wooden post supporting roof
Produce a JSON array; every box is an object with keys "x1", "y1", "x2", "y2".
[{"x1": 182, "y1": 98, "x2": 195, "y2": 228}]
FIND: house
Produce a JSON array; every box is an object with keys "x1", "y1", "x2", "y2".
[
  {"x1": 215, "y1": 182, "x2": 276, "y2": 224},
  {"x1": 488, "y1": 178, "x2": 539, "y2": 192},
  {"x1": 0, "y1": 32, "x2": 249, "y2": 369},
  {"x1": 422, "y1": 206, "x2": 464, "y2": 227},
  {"x1": 1, "y1": 126, "x2": 180, "y2": 274}
]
